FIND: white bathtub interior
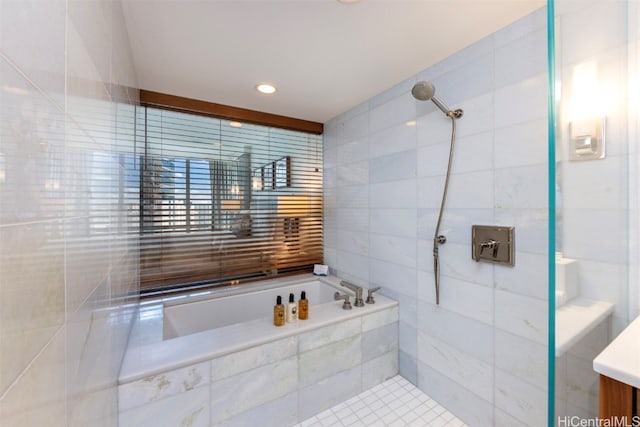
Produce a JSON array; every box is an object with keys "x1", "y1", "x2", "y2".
[{"x1": 163, "y1": 278, "x2": 338, "y2": 339}]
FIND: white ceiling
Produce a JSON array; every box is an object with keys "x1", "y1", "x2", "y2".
[{"x1": 121, "y1": 0, "x2": 545, "y2": 124}]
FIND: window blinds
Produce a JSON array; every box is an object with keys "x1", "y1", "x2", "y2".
[{"x1": 139, "y1": 107, "x2": 323, "y2": 293}]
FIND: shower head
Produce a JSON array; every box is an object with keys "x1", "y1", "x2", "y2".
[
  {"x1": 411, "y1": 80, "x2": 436, "y2": 101},
  {"x1": 411, "y1": 81, "x2": 463, "y2": 119}
]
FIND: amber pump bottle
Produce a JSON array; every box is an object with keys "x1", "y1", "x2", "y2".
[
  {"x1": 274, "y1": 295, "x2": 285, "y2": 327},
  {"x1": 298, "y1": 291, "x2": 309, "y2": 320}
]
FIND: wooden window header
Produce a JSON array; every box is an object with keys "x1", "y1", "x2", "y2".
[{"x1": 140, "y1": 90, "x2": 324, "y2": 135}]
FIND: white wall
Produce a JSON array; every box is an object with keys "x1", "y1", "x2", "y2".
[
  {"x1": 324, "y1": 7, "x2": 549, "y2": 426},
  {"x1": 0, "y1": 1, "x2": 140, "y2": 426}
]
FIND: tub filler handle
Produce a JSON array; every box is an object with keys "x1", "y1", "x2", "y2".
[
  {"x1": 366, "y1": 287, "x2": 381, "y2": 304},
  {"x1": 334, "y1": 292, "x2": 353, "y2": 310}
]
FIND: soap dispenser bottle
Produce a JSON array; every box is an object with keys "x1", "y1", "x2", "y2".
[
  {"x1": 286, "y1": 293, "x2": 297, "y2": 323},
  {"x1": 298, "y1": 291, "x2": 308, "y2": 320},
  {"x1": 274, "y1": 295, "x2": 285, "y2": 327}
]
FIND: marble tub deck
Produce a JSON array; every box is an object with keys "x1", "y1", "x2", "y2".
[{"x1": 118, "y1": 276, "x2": 402, "y2": 426}]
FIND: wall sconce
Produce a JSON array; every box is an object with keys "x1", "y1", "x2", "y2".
[
  {"x1": 221, "y1": 199, "x2": 241, "y2": 227},
  {"x1": 276, "y1": 195, "x2": 322, "y2": 253},
  {"x1": 252, "y1": 175, "x2": 261, "y2": 191},
  {"x1": 0, "y1": 154, "x2": 4, "y2": 184},
  {"x1": 569, "y1": 118, "x2": 606, "y2": 161},
  {"x1": 277, "y1": 195, "x2": 309, "y2": 240},
  {"x1": 569, "y1": 61, "x2": 606, "y2": 161},
  {"x1": 221, "y1": 199, "x2": 241, "y2": 211}
]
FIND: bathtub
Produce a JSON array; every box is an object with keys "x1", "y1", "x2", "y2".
[
  {"x1": 118, "y1": 274, "x2": 399, "y2": 427},
  {"x1": 163, "y1": 277, "x2": 339, "y2": 339}
]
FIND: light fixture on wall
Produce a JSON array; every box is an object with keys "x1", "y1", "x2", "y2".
[
  {"x1": 0, "y1": 154, "x2": 5, "y2": 183},
  {"x1": 569, "y1": 61, "x2": 606, "y2": 161},
  {"x1": 277, "y1": 195, "x2": 321, "y2": 251},
  {"x1": 221, "y1": 199, "x2": 241, "y2": 228},
  {"x1": 277, "y1": 195, "x2": 321, "y2": 220},
  {"x1": 277, "y1": 195, "x2": 308, "y2": 238},
  {"x1": 252, "y1": 174, "x2": 262, "y2": 191},
  {"x1": 221, "y1": 199, "x2": 241, "y2": 211}
]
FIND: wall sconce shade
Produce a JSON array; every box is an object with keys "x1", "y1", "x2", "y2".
[
  {"x1": 569, "y1": 61, "x2": 606, "y2": 161},
  {"x1": 276, "y1": 195, "x2": 321, "y2": 218},
  {"x1": 221, "y1": 199, "x2": 241, "y2": 211}
]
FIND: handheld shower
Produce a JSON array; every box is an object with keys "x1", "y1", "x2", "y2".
[
  {"x1": 411, "y1": 80, "x2": 463, "y2": 305},
  {"x1": 411, "y1": 81, "x2": 463, "y2": 119}
]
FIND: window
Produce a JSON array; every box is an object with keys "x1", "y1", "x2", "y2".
[{"x1": 138, "y1": 107, "x2": 323, "y2": 293}]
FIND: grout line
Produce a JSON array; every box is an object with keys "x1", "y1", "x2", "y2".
[
  {"x1": 0, "y1": 325, "x2": 65, "y2": 401},
  {"x1": 294, "y1": 375, "x2": 467, "y2": 427}
]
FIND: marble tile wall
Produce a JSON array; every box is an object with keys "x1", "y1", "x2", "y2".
[
  {"x1": 556, "y1": 0, "x2": 636, "y2": 335},
  {"x1": 553, "y1": 0, "x2": 640, "y2": 422},
  {"x1": 555, "y1": 320, "x2": 611, "y2": 421},
  {"x1": 633, "y1": 0, "x2": 640, "y2": 321},
  {"x1": 118, "y1": 306, "x2": 398, "y2": 427},
  {"x1": 0, "y1": 1, "x2": 140, "y2": 426},
  {"x1": 324, "y1": 7, "x2": 549, "y2": 426}
]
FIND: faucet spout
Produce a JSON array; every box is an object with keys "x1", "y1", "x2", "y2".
[{"x1": 340, "y1": 280, "x2": 364, "y2": 307}]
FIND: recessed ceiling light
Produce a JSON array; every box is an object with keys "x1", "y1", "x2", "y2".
[
  {"x1": 229, "y1": 121, "x2": 243, "y2": 128},
  {"x1": 256, "y1": 83, "x2": 276, "y2": 94}
]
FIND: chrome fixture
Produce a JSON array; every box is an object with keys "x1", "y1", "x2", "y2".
[
  {"x1": 340, "y1": 280, "x2": 364, "y2": 307},
  {"x1": 479, "y1": 239, "x2": 500, "y2": 258},
  {"x1": 471, "y1": 225, "x2": 515, "y2": 266},
  {"x1": 411, "y1": 80, "x2": 464, "y2": 305},
  {"x1": 334, "y1": 292, "x2": 353, "y2": 310},
  {"x1": 366, "y1": 287, "x2": 381, "y2": 304},
  {"x1": 569, "y1": 117, "x2": 606, "y2": 161},
  {"x1": 411, "y1": 81, "x2": 463, "y2": 119}
]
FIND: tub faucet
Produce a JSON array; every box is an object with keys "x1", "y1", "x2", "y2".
[
  {"x1": 340, "y1": 280, "x2": 364, "y2": 307},
  {"x1": 334, "y1": 292, "x2": 353, "y2": 310}
]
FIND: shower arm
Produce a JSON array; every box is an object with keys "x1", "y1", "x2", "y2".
[
  {"x1": 432, "y1": 96, "x2": 463, "y2": 119},
  {"x1": 433, "y1": 115, "x2": 459, "y2": 305}
]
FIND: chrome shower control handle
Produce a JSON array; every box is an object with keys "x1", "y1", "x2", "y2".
[
  {"x1": 471, "y1": 225, "x2": 515, "y2": 266},
  {"x1": 478, "y1": 239, "x2": 500, "y2": 259}
]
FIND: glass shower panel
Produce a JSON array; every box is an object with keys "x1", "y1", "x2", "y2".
[{"x1": 551, "y1": 0, "x2": 639, "y2": 424}]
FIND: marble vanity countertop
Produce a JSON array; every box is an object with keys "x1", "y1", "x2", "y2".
[{"x1": 593, "y1": 314, "x2": 640, "y2": 388}]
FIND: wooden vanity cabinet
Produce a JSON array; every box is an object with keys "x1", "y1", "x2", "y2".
[{"x1": 599, "y1": 375, "x2": 639, "y2": 420}]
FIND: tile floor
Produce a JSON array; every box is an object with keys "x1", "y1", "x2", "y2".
[{"x1": 294, "y1": 375, "x2": 467, "y2": 427}]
